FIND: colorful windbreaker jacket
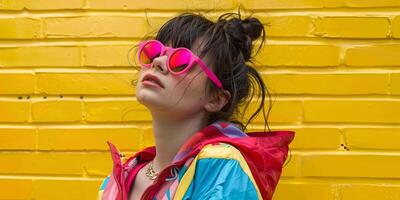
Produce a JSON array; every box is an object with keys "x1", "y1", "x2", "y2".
[{"x1": 97, "y1": 120, "x2": 295, "y2": 200}]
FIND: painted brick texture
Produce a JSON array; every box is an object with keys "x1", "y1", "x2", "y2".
[{"x1": 0, "y1": 0, "x2": 399, "y2": 199}]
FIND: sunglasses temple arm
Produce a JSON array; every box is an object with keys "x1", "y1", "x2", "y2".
[{"x1": 197, "y1": 59, "x2": 224, "y2": 89}]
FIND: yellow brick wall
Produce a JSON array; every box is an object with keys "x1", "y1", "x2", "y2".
[{"x1": 0, "y1": 0, "x2": 399, "y2": 199}]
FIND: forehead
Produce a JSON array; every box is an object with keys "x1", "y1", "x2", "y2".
[{"x1": 191, "y1": 38, "x2": 206, "y2": 55}]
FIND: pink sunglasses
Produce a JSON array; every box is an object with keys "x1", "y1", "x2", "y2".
[{"x1": 137, "y1": 39, "x2": 224, "y2": 90}]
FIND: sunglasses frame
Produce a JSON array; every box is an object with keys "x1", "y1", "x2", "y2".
[{"x1": 137, "y1": 39, "x2": 224, "y2": 90}]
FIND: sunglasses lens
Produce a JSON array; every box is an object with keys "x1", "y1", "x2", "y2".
[
  {"x1": 139, "y1": 41, "x2": 161, "y2": 65},
  {"x1": 169, "y1": 49, "x2": 191, "y2": 72}
]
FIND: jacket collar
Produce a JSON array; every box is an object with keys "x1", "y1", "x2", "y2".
[{"x1": 121, "y1": 120, "x2": 246, "y2": 164}]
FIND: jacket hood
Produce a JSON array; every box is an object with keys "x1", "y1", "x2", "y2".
[{"x1": 105, "y1": 120, "x2": 295, "y2": 200}]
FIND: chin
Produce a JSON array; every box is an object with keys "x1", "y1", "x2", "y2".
[{"x1": 136, "y1": 91, "x2": 168, "y2": 110}]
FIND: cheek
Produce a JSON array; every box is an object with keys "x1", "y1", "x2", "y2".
[
  {"x1": 135, "y1": 69, "x2": 145, "y2": 90},
  {"x1": 171, "y1": 72, "x2": 208, "y2": 104}
]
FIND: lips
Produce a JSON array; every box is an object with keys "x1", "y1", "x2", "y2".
[{"x1": 142, "y1": 73, "x2": 164, "y2": 88}]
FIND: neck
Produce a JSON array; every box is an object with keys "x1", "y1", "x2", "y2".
[{"x1": 149, "y1": 112, "x2": 208, "y2": 173}]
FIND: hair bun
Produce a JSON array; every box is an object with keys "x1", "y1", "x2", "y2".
[
  {"x1": 216, "y1": 13, "x2": 265, "y2": 61},
  {"x1": 241, "y1": 17, "x2": 263, "y2": 41}
]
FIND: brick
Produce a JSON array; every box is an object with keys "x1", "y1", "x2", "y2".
[
  {"x1": 0, "y1": 73, "x2": 35, "y2": 94},
  {"x1": 345, "y1": 0, "x2": 400, "y2": 7},
  {"x1": 255, "y1": 44, "x2": 340, "y2": 67},
  {"x1": 145, "y1": 13, "x2": 176, "y2": 35},
  {"x1": 302, "y1": 153, "x2": 400, "y2": 178},
  {"x1": 279, "y1": 153, "x2": 301, "y2": 177},
  {"x1": 0, "y1": 46, "x2": 81, "y2": 67},
  {"x1": 0, "y1": 0, "x2": 84, "y2": 10},
  {"x1": 344, "y1": 128, "x2": 400, "y2": 150},
  {"x1": 0, "y1": 128, "x2": 36, "y2": 150},
  {"x1": 239, "y1": 99, "x2": 303, "y2": 123},
  {"x1": 393, "y1": 16, "x2": 400, "y2": 38},
  {"x1": 289, "y1": 128, "x2": 341, "y2": 149},
  {"x1": 240, "y1": 0, "x2": 344, "y2": 10},
  {"x1": 36, "y1": 72, "x2": 137, "y2": 95},
  {"x1": 247, "y1": 126, "x2": 340, "y2": 149},
  {"x1": 262, "y1": 73, "x2": 389, "y2": 95},
  {"x1": 34, "y1": 179, "x2": 99, "y2": 200},
  {"x1": 304, "y1": 100, "x2": 400, "y2": 123},
  {"x1": 312, "y1": 17, "x2": 390, "y2": 38},
  {"x1": 85, "y1": 45, "x2": 140, "y2": 67},
  {"x1": 87, "y1": 0, "x2": 236, "y2": 10},
  {"x1": 85, "y1": 99, "x2": 151, "y2": 122},
  {"x1": 345, "y1": 44, "x2": 400, "y2": 67},
  {"x1": 275, "y1": 181, "x2": 400, "y2": 200},
  {"x1": 0, "y1": 152, "x2": 84, "y2": 175},
  {"x1": 85, "y1": 150, "x2": 139, "y2": 176},
  {"x1": 0, "y1": 18, "x2": 41, "y2": 39},
  {"x1": 44, "y1": 16, "x2": 147, "y2": 38},
  {"x1": 37, "y1": 126, "x2": 143, "y2": 151},
  {"x1": 84, "y1": 152, "x2": 113, "y2": 176},
  {"x1": 32, "y1": 99, "x2": 82, "y2": 122},
  {"x1": 274, "y1": 181, "x2": 335, "y2": 200},
  {"x1": 0, "y1": 100, "x2": 30, "y2": 122},
  {"x1": 0, "y1": 179, "x2": 33, "y2": 199},
  {"x1": 341, "y1": 184, "x2": 400, "y2": 200},
  {"x1": 390, "y1": 73, "x2": 400, "y2": 95},
  {"x1": 257, "y1": 15, "x2": 312, "y2": 37},
  {"x1": 240, "y1": 0, "x2": 400, "y2": 9}
]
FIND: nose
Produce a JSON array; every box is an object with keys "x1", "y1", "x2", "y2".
[{"x1": 151, "y1": 55, "x2": 168, "y2": 74}]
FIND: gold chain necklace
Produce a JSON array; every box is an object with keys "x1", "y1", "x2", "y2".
[{"x1": 145, "y1": 160, "x2": 159, "y2": 180}]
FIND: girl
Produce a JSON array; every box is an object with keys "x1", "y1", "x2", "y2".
[{"x1": 98, "y1": 11, "x2": 295, "y2": 200}]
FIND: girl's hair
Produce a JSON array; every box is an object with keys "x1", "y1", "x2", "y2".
[{"x1": 130, "y1": 10, "x2": 274, "y2": 133}]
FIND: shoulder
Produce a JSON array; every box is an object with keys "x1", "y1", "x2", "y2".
[
  {"x1": 173, "y1": 143, "x2": 263, "y2": 200},
  {"x1": 197, "y1": 142, "x2": 245, "y2": 160}
]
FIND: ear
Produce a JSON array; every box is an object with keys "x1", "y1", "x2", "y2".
[{"x1": 204, "y1": 90, "x2": 231, "y2": 113}]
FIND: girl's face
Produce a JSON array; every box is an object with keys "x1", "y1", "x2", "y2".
[{"x1": 135, "y1": 39, "x2": 218, "y2": 120}]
